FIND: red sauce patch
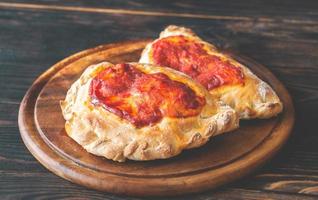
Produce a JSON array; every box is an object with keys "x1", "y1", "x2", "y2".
[
  {"x1": 152, "y1": 35, "x2": 244, "y2": 90},
  {"x1": 89, "y1": 63, "x2": 205, "y2": 128}
]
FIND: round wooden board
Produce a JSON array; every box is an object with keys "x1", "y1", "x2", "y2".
[{"x1": 19, "y1": 39, "x2": 294, "y2": 196}]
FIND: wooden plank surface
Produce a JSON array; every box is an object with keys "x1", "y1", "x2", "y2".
[
  {"x1": 0, "y1": 0, "x2": 318, "y2": 199},
  {"x1": 2, "y1": 0, "x2": 318, "y2": 20}
]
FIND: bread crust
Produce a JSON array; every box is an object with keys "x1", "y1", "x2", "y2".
[
  {"x1": 140, "y1": 25, "x2": 283, "y2": 119},
  {"x1": 60, "y1": 62, "x2": 239, "y2": 162}
]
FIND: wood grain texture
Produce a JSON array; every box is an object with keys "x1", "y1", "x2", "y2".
[
  {"x1": 2, "y1": 0, "x2": 318, "y2": 21},
  {"x1": 0, "y1": 0, "x2": 318, "y2": 199}
]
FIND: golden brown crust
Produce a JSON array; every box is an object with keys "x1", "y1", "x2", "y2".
[
  {"x1": 60, "y1": 62, "x2": 239, "y2": 162},
  {"x1": 139, "y1": 25, "x2": 283, "y2": 119}
]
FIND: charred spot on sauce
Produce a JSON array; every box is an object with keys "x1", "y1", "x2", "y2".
[
  {"x1": 152, "y1": 35, "x2": 244, "y2": 90},
  {"x1": 89, "y1": 63, "x2": 205, "y2": 128}
]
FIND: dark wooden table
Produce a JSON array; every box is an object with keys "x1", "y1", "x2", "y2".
[{"x1": 1, "y1": 1, "x2": 318, "y2": 199}]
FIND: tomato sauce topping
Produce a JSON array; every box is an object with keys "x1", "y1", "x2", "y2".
[
  {"x1": 89, "y1": 63, "x2": 205, "y2": 128},
  {"x1": 152, "y1": 35, "x2": 244, "y2": 90}
]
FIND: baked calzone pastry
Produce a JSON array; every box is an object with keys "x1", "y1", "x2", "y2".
[
  {"x1": 60, "y1": 62, "x2": 239, "y2": 162},
  {"x1": 140, "y1": 25, "x2": 283, "y2": 119}
]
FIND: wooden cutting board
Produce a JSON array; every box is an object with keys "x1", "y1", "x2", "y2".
[{"x1": 18, "y1": 39, "x2": 294, "y2": 197}]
